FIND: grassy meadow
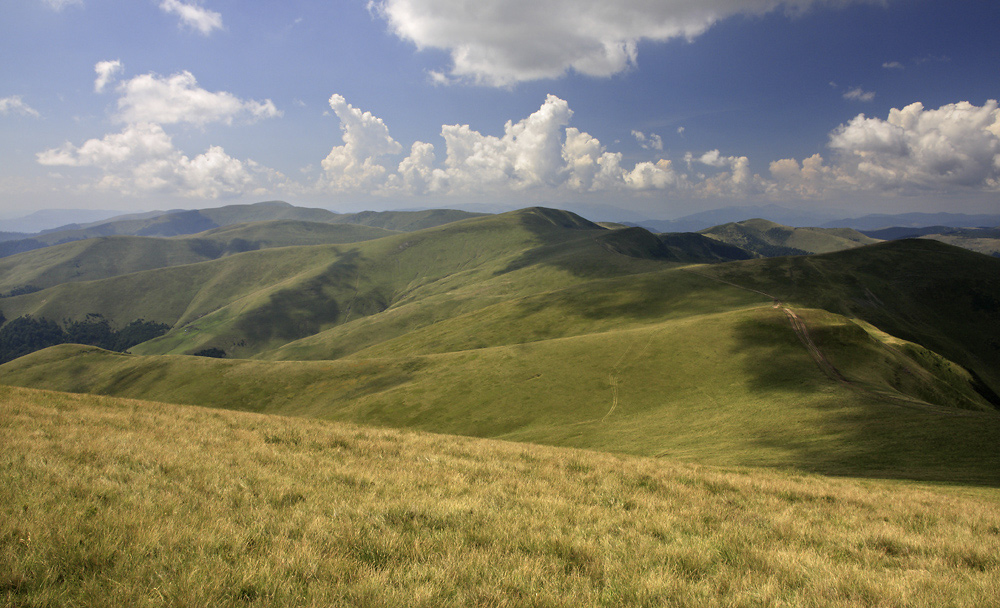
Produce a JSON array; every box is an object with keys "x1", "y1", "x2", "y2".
[
  {"x1": 4, "y1": 207, "x2": 1000, "y2": 604},
  {"x1": 3, "y1": 384, "x2": 1000, "y2": 607}
]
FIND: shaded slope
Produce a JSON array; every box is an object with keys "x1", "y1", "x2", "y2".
[
  {"x1": 4, "y1": 299, "x2": 1000, "y2": 483},
  {"x1": 862, "y1": 225, "x2": 1000, "y2": 258},
  {"x1": 700, "y1": 219, "x2": 880, "y2": 257},
  {"x1": 2, "y1": 213, "x2": 1000, "y2": 481},
  {"x1": 700, "y1": 239, "x2": 1000, "y2": 401},
  {"x1": 0, "y1": 208, "x2": 670, "y2": 357}
]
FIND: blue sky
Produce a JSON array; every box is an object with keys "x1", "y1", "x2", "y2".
[{"x1": 1, "y1": 0, "x2": 998, "y2": 221}]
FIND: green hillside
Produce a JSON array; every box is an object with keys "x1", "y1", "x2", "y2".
[
  {"x1": 699, "y1": 239, "x2": 1000, "y2": 400},
  {"x1": 4, "y1": 385, "x2": 998, "y2": 606},
  {"x1": 5, "y1": 297, "x2": 999, "y2": 483},
  {"x1": 0, "y1": 201, "x2": 486, "y2": 258},
  {"x1": 699, "y1": 218, "x2": 880, "y2": 257},
  {"x1": 1, "y1": 208, "x2": 999, "y2": 484},
  {"x1": 922, "y1": 229, "x2": 1000, "y2": 258},
  {"x1": 0, "y1": 208, "x2": 683, "y2": 358},
  {"x1": 0, "y1": 220, "x2": 397, "y2": 292}
]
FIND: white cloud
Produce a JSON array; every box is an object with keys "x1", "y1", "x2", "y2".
[
  {"x1": 370, "y1": 0, "x2": 884, "y2": 86},
  {"x1": 94, "y1": 60, "x2": 123, "y2": 93},
  {"x1": 41, "y1": 0, "x2": 82, "y2": 11},
  {"x1": 0, "y1": 96, "x2": 41, "y2": 118},
  {"x1": 768, "y1": 153, "x2": 837, "y2": 197},
  {"x1": 828, "y1": 100, "x2": 1000, "y2": 191},
  {"x1": 632, "y1": 130, "x2": 663, "y2": 151},
  {"x1": 686, "y1": 149, "x2": 763, "y2": 197},
  {"x1": 319, "y1": 95, "x2": 403, "y2": 191},
  {"x1": 318, "y1": 93, "x2": 692, "y2": 196},
  {"x1": 443, "y1": 94, "x2": 574, "y2": 189},
  {"x1": 393, "y1": 141, "x2": 448, "y2": 192},
  {"x1": 882, "y1": 61, "x2": 904, "y2": 70},
  {"x1": 843, "y1": 86, "x2": 875, "y2": 102},
  {"x1": 159, "y1": 0, "x2": 223, "y2": 36},
  {"x1": 115, "y1": 71, "x2": 280, "y2": 126},
  {"x1": 36, "y1": 122, "x2": 269, "y2": 198}
]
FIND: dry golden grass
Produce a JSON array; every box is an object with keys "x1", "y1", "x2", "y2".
[{"x1": 3, "y1": 384, "x2": 1000, "y2": 607}]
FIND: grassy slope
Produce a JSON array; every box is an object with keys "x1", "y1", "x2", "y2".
[
  {"x1": 0, "y1": 220, "x2": 397, "y2": 292},
  {"x1": 5, "y1": 298, "x2": 999, "y2": 484},
  {"x1": 0, "y1": 201, "x2": 485, "y2": 259},
  {"x1": 700, "y1": 219, "x2": 880, "y2": 257},
  {"x1": 3, "y1": 385, "x2": 999, "y2": 607},
  {"x1": 700, "y1": 239, "x2": 1000, "y2": 398},
  {"x1": 922, "y1": 232, "x2": 1000, "y2": 258},
  {"x1": 330, "y1": 208, "x2": 488, "y2": 231},
  {"x1": 0, "y1": 208, "x2": 676, "y2": 357},
  {"x1": 2, "y1": 211, "x2": 999, "y2": 483}
]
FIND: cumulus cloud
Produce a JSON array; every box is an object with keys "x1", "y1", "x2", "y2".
[
  {"x1": 94, "y1": 60, "x2": 123, "y2": 93},
  {"x1": 768, "y1": 100, "x2": 1000, "y2": 197},
  {"x1": 441, "y1": 94, "x2": 574, "y2": 190},
  {"x1": 632, "y1": 130, "x2": 663, "y2": 151},
  {"x1": 685, "y1": 149, "x2": 763, "y2": 197},
  {"x1": 36, "y1": 122, "x2": 270, "y2": 198},
  {"x1": 393, "y1": 141, "x2": 448, "y2": 192},
  {"x1": 317, "y1": 93, "x2": 700, "y2": 196},
  {"x1": 115, "y1": 71, "x2": 280, "y2": 126},
  {"x1": 370, "y1": 0, "x2": 884, "y2": 85},
  {"x1": 319, "y1": 95, "x2": 403, "y2": 191},
  {"x1": 41, "y1": 0, "x2": 82, "y2": 11},
  {"x1": 0, "y1": 96, "x2": 41, "y2": 118},
  {"x1": 843, "y1": 86, "x2": 875, "y2": 102},
  {"x1": 159, "y1": 0, "x2": 223, "y2": 36},
  {"x1": 828, "y1": 100, "x2": 1000, "y2": 191}
]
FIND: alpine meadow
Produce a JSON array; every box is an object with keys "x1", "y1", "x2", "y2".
[
  {"x1": 2, "y1": 202, "x2": 1000, "y2": 606},
  {"x1": 5, "y1": 0, "x2": 1000, "y2": 605}
]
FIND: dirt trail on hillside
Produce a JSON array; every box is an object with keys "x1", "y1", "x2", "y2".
[
  {"x1": 779, "y1": 305, "x2": 850, "y2": 384},
  {"x1": 681, "y1": 268, "x2": 849, "y2": 382},
  {"x1": 602, "y1": 332, "x2": 656, "y2": 421},
  {"x1": 682, "y1": 268, "x2": 991, "y2": 417}
]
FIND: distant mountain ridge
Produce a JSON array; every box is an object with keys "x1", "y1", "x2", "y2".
[
  {"x1": 0, "y1": 201, "x2": 487, "y2": 258},
  {"x1": 697, "y1": 218, "x2": 880, "y2": 257},
  {"x1": 822, "y1": 212, "x2": 1000, "y2": 231},
  {"x1": 0, "y1": 208, "x2": 124, "y2": 233},
  {"x1": 629, "y1": 208, "x2": 1000, "y2": 233}
]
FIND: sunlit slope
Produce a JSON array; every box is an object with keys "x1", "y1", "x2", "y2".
[
  {"x1": 700, "y1": 218, "x2": 880, "y2": 257},
  {"x1": 136, "y1": 212, "x2": 682, "y2": 356},
  {"x1": 5, "y1": 385, "x2": 999, "y2": 606},
  {"x1": 0, "y1": 220, "x2": 397, "y2": 292},
  {"x1": 922, "y1": 229, "x2": 1000, "y2": 258},
  {"x1": 5, "y1": 302, "x2": 998, "y2": 482},
  {"x1": 1, "y1": 208, "x2": 676, "y2": 356},
  {"x1": 0, "y1": 201, "x2": 486, "y2": 259},
  {"x1": 700, "y1": 239, "x2": 1000, "y2": 400},
  {"x1": 263, "y1": 266, "x2": 767, "y2": 360}
]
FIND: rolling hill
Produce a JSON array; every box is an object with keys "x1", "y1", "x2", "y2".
[
  {"x1": 0, "y1": 201, "x2": 486, "y2": 258},
  {"x1": 860, "y1": 225, "x2": 1000, "y2": 258},
  {"x1": 0, "y1": 220, "x2": 398, "y2": 293},
  {"x1": 698, "y1": 218, "x2": 881, "y2": 257},
  {"x1": 1, "y1": 207, "x2": 999, "y2": 483}
]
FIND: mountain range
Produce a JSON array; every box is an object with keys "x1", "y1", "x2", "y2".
[{"x1": 1, "y1": 203, "x2": 998, "y2": 485}]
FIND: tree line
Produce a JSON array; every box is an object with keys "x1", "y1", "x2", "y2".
[{"x1": 0, "y1": 312, "x2": 170, "y2": 364}]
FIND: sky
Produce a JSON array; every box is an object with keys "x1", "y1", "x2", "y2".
[{"x1": 1, "y1": 0, "x2": 998, "y2": 221}]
